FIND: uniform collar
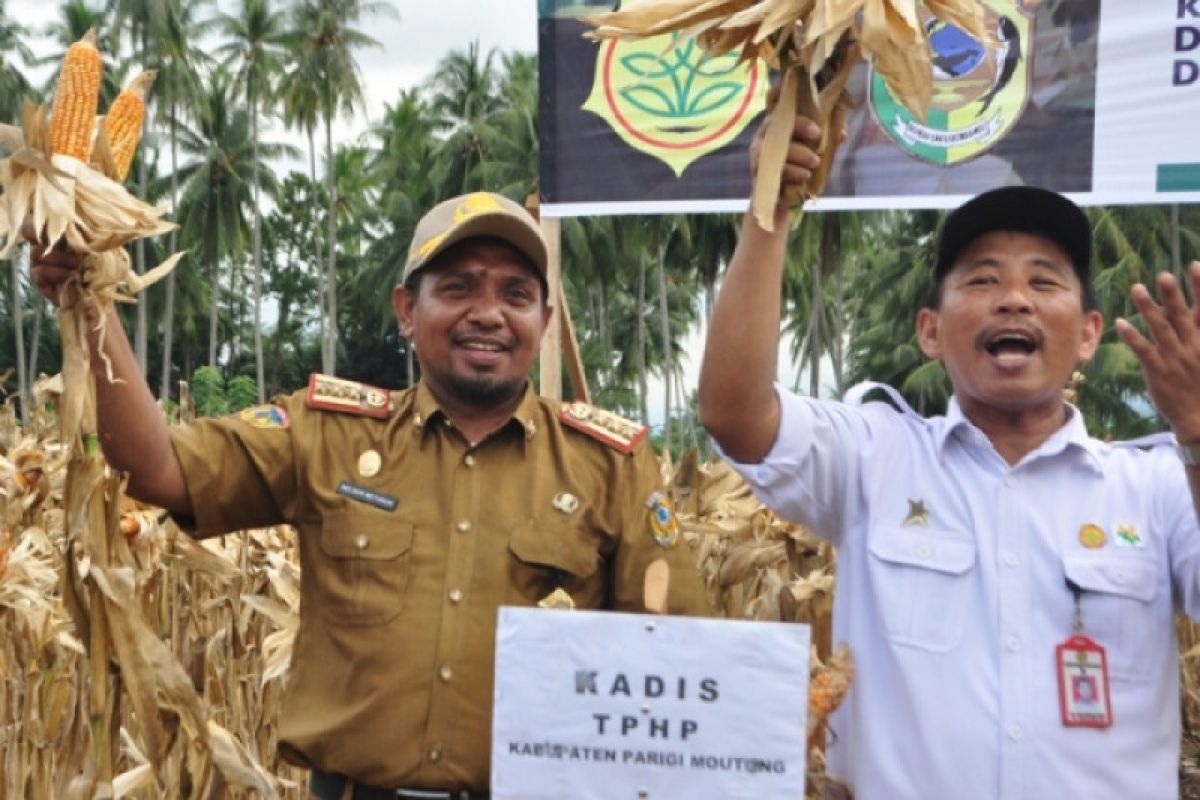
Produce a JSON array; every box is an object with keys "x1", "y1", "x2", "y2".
[
  {"x1": 939, "y1": 396, "x2": 1103, "y2": 474},
  {"x1": 410, "y1": 380, "x2": 541, "y2": 444}
]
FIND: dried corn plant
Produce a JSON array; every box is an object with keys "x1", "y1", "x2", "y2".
[
  {"x1": 0, "y1": 392, "x2": 304, "y2": 798},
  {"x1": 667, "y1": 450, "x2": 849, "y2": 797},
  {"x1": 9, "y1": 402, "x2": 1200, "y2": 799},
  {"x1": 584, "y1": 0, "x2": 991, "y2": 229}
]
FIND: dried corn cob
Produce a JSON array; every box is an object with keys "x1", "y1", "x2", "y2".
[
  {"x1": 102, "y1": 70, "x2": 156, "y2": 182},
  {"x1": 48, "y1": 30, "x2": 102, "y2": 162},
  {"x1": 808, "y1": 643, "x2": 853, "y2": 740}
]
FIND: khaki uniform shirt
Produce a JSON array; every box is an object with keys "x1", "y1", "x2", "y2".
[{"x1": 169, "y1": 380, "x2": 711, "y2": 790}]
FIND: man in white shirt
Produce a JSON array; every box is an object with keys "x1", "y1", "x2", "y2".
[{"x1": 699, "y1": 113, "x2": 1200, "y2": 799}]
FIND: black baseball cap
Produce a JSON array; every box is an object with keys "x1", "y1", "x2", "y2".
[{"x1": 934, "y1": 186, "x2": 1092, "y2": 282}]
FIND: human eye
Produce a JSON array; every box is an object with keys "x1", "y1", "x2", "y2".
[
  {"x1": 1031, "y1": 273, "x2": 1065, "y2": 290},
  {"x1": 436, "y1": 277, "x2": 471, "y2": 296},
  {"x1": 504, "y1": 282, "x2": 536, "y2": 305}
]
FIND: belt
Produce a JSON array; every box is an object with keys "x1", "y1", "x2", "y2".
[{"x1": 309, "y1": 770, "x2": 489, "y2": 800}]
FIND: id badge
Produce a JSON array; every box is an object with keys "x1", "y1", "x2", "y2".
[{"x1": 1056, "y1": 634, "x2": 1113, "y2": 728}]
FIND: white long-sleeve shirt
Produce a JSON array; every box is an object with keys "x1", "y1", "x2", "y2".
[{"x1": 720, "y1": 385, "x2": 1200, "y2": 799}]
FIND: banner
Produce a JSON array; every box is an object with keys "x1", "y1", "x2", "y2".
[
  {"x1": 538, "y1": 0, "x2": 1200, "y2": 215},
  {"x1": 491, "y1": 607, "x2": 811, "y2": 800}
]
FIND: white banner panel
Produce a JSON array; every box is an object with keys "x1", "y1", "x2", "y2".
[{"x1": 491, "y1": 608, "x2": 811, "y2": 800}]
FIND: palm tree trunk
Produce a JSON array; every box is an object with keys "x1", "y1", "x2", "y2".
[
  {"x1": 208, "y1": 259, "x2": 219, "y2": 366},
  {"x1": 655, "y1": 236, "x2": 672, "y2": 457},
  {"x1": 251, "y1": 90, "x2": 265, "y2": 402},
  {"x1": 10, "y1": 253, "x2": 28, "y2": 425},
  {"x1": 159, "y1": 98, "x2": 180, "y2": 401},
  {"x1": 133, "y1": 28, "x2": 149, "y2": 374},
  {"x1": 306, "y1": 128, "x2": 329, "y2": 376},
  {"x1": 29, "y1": 295, "x2": 43, "y2": 391},
  {"x1": 1171, "y1": 203, "x2": 1183, "y2": 281},
  {"x1": 637, "y1": 254, "x2": 648, "y2": 426},
  {"x1": 324, "y1": 113, "x2": 338, "y2": 374},
  {"x1": 822, "y1": 215, "x2": 844, "y2": 393}
]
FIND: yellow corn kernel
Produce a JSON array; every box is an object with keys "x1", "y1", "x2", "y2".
[
  {"x1": 48, "y1": 29, "x2": 103, "y2": 161},
  {"x1": 103, "y1": 70, "x2": 156, "y2": 181}
]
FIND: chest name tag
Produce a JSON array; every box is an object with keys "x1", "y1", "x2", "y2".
[{"x1": 336, "y1": 480, "x2": 398, "y2": 511}]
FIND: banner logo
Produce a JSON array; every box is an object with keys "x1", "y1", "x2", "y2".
[
  {"x1": 584, "y1": 34, "x2": 766, "y2": 177},
  {"x1": 870, "y1": 1, "x2": 1032, "y2": 166}
]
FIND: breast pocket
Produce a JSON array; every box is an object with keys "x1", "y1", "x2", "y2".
[
  {"x1": 508, "y1": 521, "x2": 602, "y2": 605},
  {"x1": 316, "y1": 509, "x2": 414, "y2": 626},
  {"x1": 868, "y1": 526, "x2": 977, "y2": 652},
  {"x1": 1063, "y1": 555, "x2": 1161, "y2": 681}
]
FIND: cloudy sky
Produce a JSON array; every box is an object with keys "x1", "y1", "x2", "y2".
[{"x1": 11, "y1": 0, "x2": 539, "y2": 143}]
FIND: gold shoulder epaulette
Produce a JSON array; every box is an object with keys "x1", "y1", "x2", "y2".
[
  {"x1": 560, "y1": 401, "x2": 647, "y2": 454},
  {"x1": 306, "y1": 373, "x2": 392, "y2": 419}
]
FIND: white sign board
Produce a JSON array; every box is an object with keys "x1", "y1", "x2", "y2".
[{"x1": 491, "y1": 608, "x2": 811, "y2": 800}]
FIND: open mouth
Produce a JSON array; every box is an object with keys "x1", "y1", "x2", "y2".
[{"x1": 984, "y1": 332, "x2": 1038, "y2": 357}]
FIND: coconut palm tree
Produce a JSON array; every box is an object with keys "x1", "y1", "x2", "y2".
[
  {"x1": 214, "y1": 0, "x2": 288, "y2": 401},
  {"x1": 152, "y1": 0, "x2": 213, "y2": 399},
  {"x1": 283, "y1": 0, "x2": 387, "y2": 374},
  {"x1": 174, "y1": 71, "x2": 288, "y2": 367},
  {"x1": 428, "y1": 41, "x2": 502, "y2": 195},
  {"x1": 1, "y1": 2, "x2": 34, "y2": 420},
  {"x1": 0, "y1": 2, "x2": 33, "y2": 122}
]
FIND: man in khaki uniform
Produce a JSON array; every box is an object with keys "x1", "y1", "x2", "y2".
[{"x1": 29, "y1": 192, "x2": 711, "y2": 799}]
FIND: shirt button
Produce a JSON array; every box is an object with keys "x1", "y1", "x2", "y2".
[
  {"x1": 916, "y1": 544, "x2": 932, "y2": 560},
  {"x1": 1112, "y1": 571, "x2": 1126, "y2": 585},
  {"x1": 428, "y1": 747, "x2": 442, "y2": 762},
  {"x1": 354, "y1": 534, "x2": 369, "y2": 550},
  {"x1": 464, "y1": 454, "x2": 477, "y2": 467},
  {"x1": 449, "y1": 589, "x2": 463, "y2": 604},
  {"x1": 1003, "y1": 475, "x2": 1016, "y2": 488},
  {"x1": 439, "y1": 666, "x2": 454, "y2": 682},
  {"x1": 1007, "y1": 724, "x2": 1023, "y2": 741},
  {"x1": 1005, "y1": 636, "x2": 1021, "y2": 653},
  {"x1": 456, "y1": 519, "x2": 472, "y2": 533},
  {"x1": 1003, "y1": 552, "x2": 1019, "y2": 568}
]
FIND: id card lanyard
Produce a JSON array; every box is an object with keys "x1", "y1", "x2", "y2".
[{"x1": 1056, "y1": 577, "x2": 1113, "y2": 728}]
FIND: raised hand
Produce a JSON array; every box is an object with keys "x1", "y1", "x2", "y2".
[{"x1": 1115, "y1": 261, "x2": 1200, "y2": 442}]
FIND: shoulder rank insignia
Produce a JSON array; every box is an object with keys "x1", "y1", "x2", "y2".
[
  {"x1": 239, "y1": 404, "x2": 290, "y2": 429},
  {"x1": 560, "y1": 401, "x2": 647, "y2": 454},
  {"x1": 306, "y1": 373, "x2": 392, "y2": 419}
]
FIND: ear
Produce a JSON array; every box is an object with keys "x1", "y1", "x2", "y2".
[
  {"x1": 916, "y1": 307, "x2": 942, "y2": 360},
  {"x1": 393, "y1": 284, "x2": 416, "y2": 337},
  {"x1": 1076, "y1": 309, "x2": 1103, "y2": 363},
  {"x1": 539, "y1": 301, "x2": 554, "y2": 340}
]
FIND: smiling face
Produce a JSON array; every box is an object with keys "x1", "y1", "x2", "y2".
[
  {"x1": 393, "y1": 238, "x2": 552, "y2": 417},
  {"x1": 916, "y1": 230, "x2": 1102, "y2": 424}
]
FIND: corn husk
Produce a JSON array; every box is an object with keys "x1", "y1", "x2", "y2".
[{"x1": 584, "y1": 0, "x2": 991, "y2": 229}]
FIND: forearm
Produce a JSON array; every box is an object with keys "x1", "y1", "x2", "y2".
[
  {"x1": 698, "y1": 208, "x2": 790, "y2": 463},
  {"x1": 82, "y1": 306, "x2": 192, "y2": 512}
]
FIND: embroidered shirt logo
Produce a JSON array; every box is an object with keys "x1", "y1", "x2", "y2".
[
  {"x1": 1078, "y1": 523, "x2": 1107, "y2": 549},
  {"x1": 1114, "y1": 523, "x2": 1143, "y2": 549}
]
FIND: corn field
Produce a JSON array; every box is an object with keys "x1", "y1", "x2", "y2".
[{"x1": 3, "y1": 385, "x2": 1200, "y2": 799}]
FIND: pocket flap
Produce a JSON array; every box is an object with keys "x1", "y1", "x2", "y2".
[
  {"x1": 869, "y1": 526, "x2": 976, "y2": 575},
  {"x1": 320, "y1": 510, "x2": 413, "y2": 560},
  {"x1": 509, "y1": 523, "x2": 599, "y2": 578},
  {"x1": 1064, "y1": 555, "x2": 1158, "y2": 604}
]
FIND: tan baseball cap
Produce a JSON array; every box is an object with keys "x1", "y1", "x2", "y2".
[{"x1": 402, "y1": 192, "x2": 548, "y2": 283}]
